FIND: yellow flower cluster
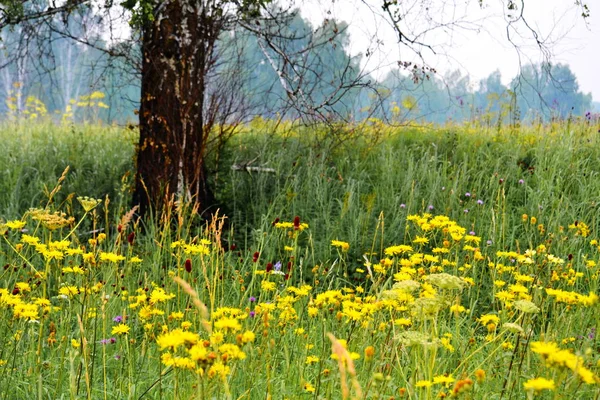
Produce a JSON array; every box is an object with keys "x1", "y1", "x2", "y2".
[
  {"x1": 530, "y1": 341, "x2": 598, "y2": 384},
  {"x1": 331, "y1": 239, "x2": 350, "y2": 251},
  {"x1": 171, "y1": 239, "x2": 211, "y2": 255},
  {"x1": 545, "y1": 288, "x2": 598, "y2": 306},
  {"x1": 28, "y1": 209, "x2": 75, "y2": 230},
  {"x1": 274, "y1": 221, "x2": 309, "y2": 231},
  {"x1": 568, "y1": 221, "x2": 590, "y2": 237},
  {"x1": 156, "y1": 305, "x2": 255, "y2": 379},
  {"x1": 0, "y1": 288, "x2": 56, "y2": 321},
  {"x1": 523, "y1": 377, "x2": 555, "y2": 392}
]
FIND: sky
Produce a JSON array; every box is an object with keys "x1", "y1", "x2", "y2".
[{"x1": 299, "y1": 0, "x2": 600, "y2": 102}]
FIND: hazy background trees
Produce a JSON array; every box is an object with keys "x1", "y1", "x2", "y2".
[
  {"x1": 1, "y1": 6, "x2": 592, "y2": 127},
  {"x1": 0, "y1": 1, "x2": 594, "y2": 126}
]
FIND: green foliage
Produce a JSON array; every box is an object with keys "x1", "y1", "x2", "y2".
[
  {"x1": 121, "y1": 0, "x2": 274, "y2": 28},
  {"x1": 0, "y1": 0, "x2": 24, "y2": 24}
]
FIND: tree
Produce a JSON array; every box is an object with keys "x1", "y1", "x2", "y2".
[
  {"x1": 473, "y1": 70, "x2": 508, "y2": 119},
  {"x1": 511, "y1": 62, "x2": 592, "y2": 121},
  {"x1": 127, "y1": 1, "x2": 271, "y2": 216},
  {"x1": 0, "y1": 0, "x2": 362, "y2": 216}
]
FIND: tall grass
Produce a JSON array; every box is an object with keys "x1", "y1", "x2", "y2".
[
  {"x1": 0, "y1": 122, "x2": 136, "y2": 219},
  {"x1": 0, "y1": 118, "x2": 598, "y2": 399},
  {"x1": 224, "y1": 120, "x2": 600, "y2": 261}
]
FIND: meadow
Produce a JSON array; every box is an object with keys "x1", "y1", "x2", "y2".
[{"x1": 0, "y1": 117, "x2": 599, "y2": 399}]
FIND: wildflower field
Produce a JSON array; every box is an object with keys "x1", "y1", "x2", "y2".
[{"x1": 0, "y1": 119, "x2": 600, "y2": 399}]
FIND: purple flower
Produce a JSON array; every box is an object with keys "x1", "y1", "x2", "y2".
[
  {"x1": 249, "y1": 311, "x2": 256, "y2": 318},
  {"x1": 477, "y1": 199, "x2": 484, "y2": 205},
  {"x1": 274, "y1": 261, "x2": 282, "y2": 272},
  {"x1": 464, "y1": 209, "x2": 469, "y2": 213},
  {"x1": 113, "y1": 315, "x2": 123, "y2": 323},
  {"x1": 428, "y1": 205, "x2": 434, "y2": 210},
  {"x1": 100, "y1": 337, "x2": 117, "y2": 345},
  {"x1": 486, "y1": 240, "x2": 493, "y2": 246},
  {"x1": 249, "y1": 296, "x2": 256, "y2": 302},
  {"x1": 465, "y1": 192, "x2": 471, "y2": 197},
  {"x1": 518, "y1": 179, "x2": 525, "y2": 184},
  {"x1": 400, "y1": 203, "x2": 406, "y2": 208},
  {"x1": 114, "y1": 354, "x2": 121, "y2": 360}
]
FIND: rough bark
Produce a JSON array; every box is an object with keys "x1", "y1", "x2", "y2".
[{"x1": 133, "y1": 0, "x2": 221, "y2": 218}]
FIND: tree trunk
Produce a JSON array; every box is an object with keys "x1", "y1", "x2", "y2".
[{"x1": 133, "y1": 0, "x2": 220, "y2": 218}]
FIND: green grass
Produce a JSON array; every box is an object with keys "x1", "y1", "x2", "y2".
[
  {"x1": 0, "y1": 122, "x2": 136, "y2": 219},
  {"x1": 223, "y1": 120, "x2": 600, "y2": 260},
  {"x1": 0, "y1": 118, "x2": 599, "y2": 399}
]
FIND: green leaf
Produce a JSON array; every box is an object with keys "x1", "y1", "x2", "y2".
[{"x1": 120, "y1": 0, "x2": 137, "y2": 11}]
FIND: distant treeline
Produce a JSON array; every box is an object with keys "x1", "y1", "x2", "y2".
[{"x1": 0, "y1": 6, "x2": 593, "y2": 125}]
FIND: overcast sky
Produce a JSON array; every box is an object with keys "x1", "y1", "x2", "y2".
[{"x1": 299, "y1": 0, "x2": 599, "y2": 102}]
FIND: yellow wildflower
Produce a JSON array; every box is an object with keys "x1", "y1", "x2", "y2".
[
  {"x1": 523, "y1": 377, "x2": 555, "y2": 392},
  {"x1": 99, "y1": 252, "x2": 126, "y2": 263},
  {"x1": 241, "y1": 331, "x2": 255, "y2": 343},
  {"x1": 306, "y1": 355, "x2": 320, "y2": 364},
  {"x1": 15, "y1": 282, "x2": 31, "y2": 292},
  {"x1": 111, "y1": 324, "x2": 130, "y2": 335},
  {"x1": 413, "y1": 236, "x2": 429, "y2": 245},
  {"x1": 156, "y1": 329, "x2": 199, "y2": 350},
  {"x1": 214, "y1": 317, "x2": 242, "y2": 332},
  {"x1": 5, "y1": 220, "x2": 26, "y2": 230},
  {"x1": 331, "y1": 240, "x2": 350, "y2": 251},
  {"x1": 261, "y1": 280, "x2": 276, "y2": 292},
  {"x1": 58, "y1": 286, "x2": 79, "y2": 297},
  {"x1": 21, "y1": 234, "x2": 40, "y2": 245}
]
